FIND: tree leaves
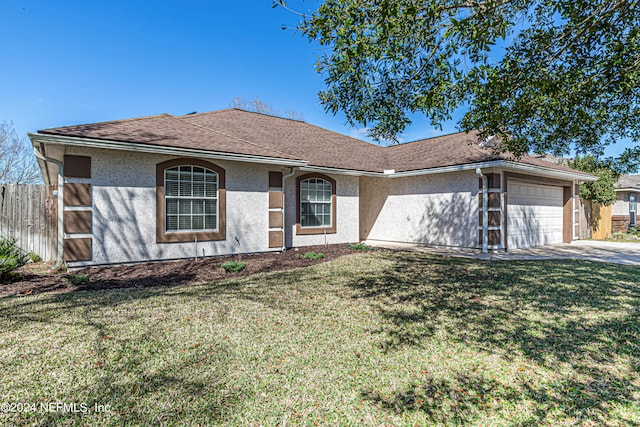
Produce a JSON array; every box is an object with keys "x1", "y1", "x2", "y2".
[
  {"x1": 569, "y1": 156, "x2": 619, "y2": 205},
  {"x1": 285, "y1": 0, "x2": 640, "y2": 167}
]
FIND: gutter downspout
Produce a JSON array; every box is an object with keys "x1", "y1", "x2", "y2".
[
  {"x1": 476, "y1": 168, "x2": 488, "y2": 254},
  {"x1": 281, "y1": 167, "x2": 298, "y2": 251},
  {"x1": 33, "y1": 147, "x2": 64, "y2": 269}
]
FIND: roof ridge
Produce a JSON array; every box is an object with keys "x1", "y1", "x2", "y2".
[
  {"x1": 228, "y1": 108, "x2": 307, "y2": 123},
  {"x1": 176, "y1": 108, "x2": 236, "y2": 118},
  {"x1": 386, "y1": 130, "x2": 472, "y2": 148},
  {"x1": 466, "y1": 137, "x2": 506, "y2": 158},
  {"x1": 40, "y1": 113, "x2": 171, "y2": 132},
  {"x1": 296, "y1": 120, "x2": 387, "y2": 148},
  {"x1": 171, "y1": 115, "x2": 300, "y2": 160},
  {"x1": 295, "y1": 121, "x2": 395, "y2": 169},
  {"x1": 180, "y1": 108, "x2": 307, "y2": 123}
]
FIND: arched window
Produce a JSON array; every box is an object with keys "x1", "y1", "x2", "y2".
[
  {"x1": 630, "y1": 193, "x2": 637, "y2": 226},
  {"x1": 296, "y1": 173, "x2": 336, "y2": 235},
  {"x1": 156, "y1": 159, "x2": 226, "y2": 243}
]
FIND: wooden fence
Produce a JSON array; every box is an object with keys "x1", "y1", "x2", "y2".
[
  {"x1": 591, "y1": 203, "x2": 612, "y2": 240},
  {"x1": 576, "y1": 198, "x2": 592, "y2": 240},
  {"x1": 0, "y1": 184, "x2": 58, "y2": 261},
  {"x1": 576, "y1": 198, "x2": 613, "y2": 240}
]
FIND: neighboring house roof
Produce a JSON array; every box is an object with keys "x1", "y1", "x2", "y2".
[
  {"x1": 615, "y1": 175, "x2": 640, "y2": 191},
  {"x1": 33, "y1": 108, "x2": 594, "y2": 179}
]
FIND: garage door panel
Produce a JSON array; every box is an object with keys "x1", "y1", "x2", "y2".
[{"x1": 508, "y1": 181, "x2": 564, "y2": 249}]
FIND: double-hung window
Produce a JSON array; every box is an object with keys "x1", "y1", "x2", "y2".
[{"x1": 630, "y1": 193, "x2": 637, "y2": 227}]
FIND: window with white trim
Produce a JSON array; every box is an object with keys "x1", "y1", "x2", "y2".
[
  {"x1": 164, "y1": 165, "x2": 218, "y2": 232},
  {"x1": 300, "y1": 177, "x2": 332, "y2": 227},
  {"x1": 630, "y1": 193, "x2": 637, "y2": 226}
]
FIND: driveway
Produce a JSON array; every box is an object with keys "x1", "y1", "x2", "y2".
[
  {"x1": 366, "y1": 240, "x2": 640, "y2": 266},
  {"x1": 483, "y1": 240, "x2": 640, "y2": 266}
]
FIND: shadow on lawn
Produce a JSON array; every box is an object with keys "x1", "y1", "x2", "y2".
[
  {"x1": 0, "y1": 264, "x2": 314, "y2": 334},
  {"x1": 0, "y1": 278, "x2": 260, "y2": 425},
  {"x1": 352, "y1": 253, "x2": 640, "y2": 424},
  {"x1": 362, "y1": 373, "x2": 522, "y2": 424},
  {"x1": 362, "y1": 369, "x2": 638, "y2": 426},
  {"x1": 30, "y1": 336, "x2": 243, "y2": 425},
  {"x1": 0, "y1": 267, "x2": 320, "y2": 424},
  {"x1": 0, "y1": 252, "x2": 328, "y2": 425}
]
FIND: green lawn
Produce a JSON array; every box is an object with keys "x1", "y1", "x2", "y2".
[{"x1": 1, "y1": 251, "x2": 639, "y2": 426}]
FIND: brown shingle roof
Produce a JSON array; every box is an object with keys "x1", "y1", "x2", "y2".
[
  {"x1": 179, "y1": 109, "x2": 388, "y2": 172},
  {"x1": 386, "y1": 131, "x2": 501, "y2": 171},
  {"x1": 616, "y1": 174, "x2": 640, "y2": 189},
  {"x1": 38, "y1": 109, "x2": 592, "y2": 177},
  {"x1": 387, "y1": 131, "x2": 593, "y2": 176},
  {"x1": 39, "y1": 113, "x2": 300, "y2": 160}
]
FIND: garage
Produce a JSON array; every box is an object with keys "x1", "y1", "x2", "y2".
[{"x1": 507, "y1": 181, "x2": 564, "y2": 249}]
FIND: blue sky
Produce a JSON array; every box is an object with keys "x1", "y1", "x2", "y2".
[{"x1": 0, "y1": 0, "x2": 631, "y2": 157}]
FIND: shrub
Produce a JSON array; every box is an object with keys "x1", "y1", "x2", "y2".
[
  {"x1": 28, "y1": 251, "x2": 41, "y2": 263},
  {"x1": 63, "y1": 274, "x2": 89, "y2": 286},
  {"x1": 349, "y1": 242, "x2": 369, "y2": 251},
  {"x1": 0, "y1": 236, "x2": 29, "y2": 280},
  {"x1": 222, "y1": 261, "x2": 246, "y2": 273},
  {"x1": 301, "y1": 251, "x2": 324, "y2": 260},
  {"x1": 610, "y1": 229, "x2": 640, "y2": 241}
]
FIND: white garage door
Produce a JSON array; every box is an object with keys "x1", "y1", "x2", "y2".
[{"x1": 507, "y1": 181, "x2": 564, "y2": 249}]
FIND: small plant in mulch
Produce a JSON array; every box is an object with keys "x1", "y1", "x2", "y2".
[
  {"x1": 349, "y1": 242, "x2": 369, "y2": 251},
  {"x1": 63, "y1": 274, "x2": 89, "y2": 286},
  {"x1": 221, "y1": 261, "x2": 246, "y2": 273},
  {"x1": 0, "y1": 236, "x2": 29, "y2": 281},
  {"x1": 297, "y1": 251, "x2": 324, "y2": 261},
  {"x1": 28, "y1": 252, "x2": 41, "y2": 263}
]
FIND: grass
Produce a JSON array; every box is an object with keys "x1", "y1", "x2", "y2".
[{"x1": 0, "y1": 251, "x2": 638, "y2": 426}]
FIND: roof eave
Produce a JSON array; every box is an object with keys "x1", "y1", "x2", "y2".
[
  {"x1": 298, "y1": 165, "x2": 383, "y2": 177},
  {"x1": 501, "y1": 160, "x2": 598, "y2": 182},
  {"x1": 28, "y1": 133, "x2": 308, "y2": 168},
  {"x1": 29, "y1": 137, "x2": 53, "y2": 185},
  {"x1": 28, "y1": 133, "x2": 597, "y2": 182},
  {"x1": 390, "y1": 160, "x2": 597, "y2": 181}
]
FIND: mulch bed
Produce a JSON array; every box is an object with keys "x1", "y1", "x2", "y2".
[{"x1": 1, "y1": 244, "x2": 373, "y2": 298}]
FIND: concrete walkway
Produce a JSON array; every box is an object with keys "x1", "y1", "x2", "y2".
[{"x1": 365, "y1": 239, "x2": 640, "y2": 266}]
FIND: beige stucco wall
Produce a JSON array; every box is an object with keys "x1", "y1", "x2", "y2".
[
  {"x1": 613, "y1": 191, "x2": 631, "y2": 216},
  {"x1": 62, "y1": 146, "x2": 279, "y2": 266},
  {"x1": 360, "y1": 171, "x2": 478, "y2": 248},
  {"x1": 284, "y1": 171, "x2": 360, "y2": 248}
]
